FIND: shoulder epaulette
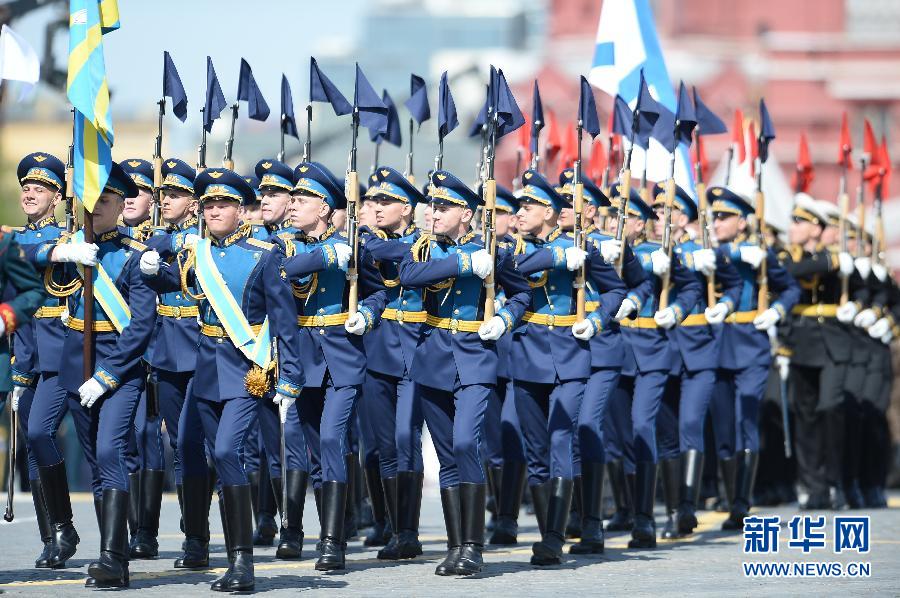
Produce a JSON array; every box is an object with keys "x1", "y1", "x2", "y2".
[
  {"x1": 246, "y1": 237, "x2": 275, "y2": 251},
  {"x1": 276, "y1": 231, "x2": 294, "y2": 241},
  {"x1": 121, "y1": 237, "x2": 147, "y2": 252}
]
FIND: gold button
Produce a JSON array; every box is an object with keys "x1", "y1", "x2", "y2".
[
  {"x1": 176, "y1": 294, "x2": 181, "y2": 300},
  {"x1": 36, "y1": 233, "x2": 42, "y2": 238},
  {"x1": 456, "y1": 290, "x2": 461, "y2": 295},
  {"x1": 402, "y1": 300, "x2": 407, "y2": 305},
  {"x1": 320, "y1": 288, "x2": 326, "y2": 293},
  {"x1": 454, "y1": 309, "x2": 460, "y2": 314},
  {"x1": 319, "y1": 329, "x2": 325, "y2": 335},
  {"x1": 550, "y1": 285, "x2": 556, "y2": 291},
  {"x1": 216, "y1": 338, "x2": 223, "y2": 344}
]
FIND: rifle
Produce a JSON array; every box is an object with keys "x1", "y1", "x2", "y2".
[
  {"x1": 658, "y1": 155, "x2": 677, "y2": 309},
  {"x1": 855, "y1": 156, "x2": 868, "y2": 260},
  {"x1": 345, "y1": 108, "x2": 361, "y2": 315},
  {"x1": 197, "y1": 107, "x2": 208, "y2": 238},
  {"x1": 405, "y1": 117, "x2": 415, "y2": 184},
  {"x1": 303, "y1": 104, "x2": 312, "y2": 162},
  {"x1": 64, "y1": 109, "x2": 77, "y2": 234},
  {"x1": 613, "y1": 105, "x2": 640, "y2": 275},
  {"x1": 151, "y1": 99, "x2": 165, "y2": 227},
  {"x1": 223, "y1": 102, "x2": 238, "y2": 170},
  {"x1": 572, "y1": 119, "x2": 586, "y2": 320},
  {"x1": 482, "y1": 109, "x2": 499, "y2": 321},
  {"x1": 838, "y1": 146, "x2": 851, "y2": 303},
  {"x1": 755, "y1": 157, "x2": 769, "y2": 312},
  {"x1": 694, "y1": 132, "x2": 716, "y2": 307}
]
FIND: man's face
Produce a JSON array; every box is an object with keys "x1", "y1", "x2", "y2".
[
  {"x1": 374, "y1": 198, "x2": 411, "y2": 231},
  {"x1": 625, "y1": 217, "x2": 645, "y2": 243},
  {"x1": 331, "y1": 208, "x2": 346, "y2": 230},
  {"x1": 422, "y1": 203, "x2": 433, "y2": 230},
  {"x1": 651, "y1": 207, "x2": 688, "y2": 239},
  {"x1": 431, "y1": 204, "x2": 468, "y2": 236},
  {"x1": 161, "y1": 189, "x2": 195, "y2": 224},
  {"x1": 92, "y1": 192, "x2": 125, "y2": 232},
  {"x1": 821, "y1": 224, "x2": 839, "y2": 246},
  {"x1": 289, "y1": 193, "x2": 328, "y2": 231},
  {"x1": 788, "y1": 219, "x2": 815, "y2": 246},
  {"x1": 122, "y1": 188, "x2": 152, "y2": 224},
  {"x1": 241, "y1": 201, "x2": 262, "y2": 222},
  {"x1": 516, "y1": 202, "x2": 553, "y2": 235},
  {"x1": 260, "y1": 189, "x2": 292, "y2": 225},
  {"x1": 20, "y1": 182, "x2": 60, "y2": 221},
  {"x1": 495, "y1": 211, "x2": 511, "y2": 238},
  {"x1": 713, "y1": 213, "x2": 743, "y2": 243},
  {"x1": 358, "y1": 199, "x2": 378, "y2": 228},
  {"x1": 203, "y1": 199, "x2": 242, "y2": 238},
  {"x1": 558, "y1": 204, "x2": 575, "y2": 230}
]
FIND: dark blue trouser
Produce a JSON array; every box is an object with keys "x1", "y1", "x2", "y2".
[
  {"x1": 257, "y1": 398, "x2": 308, "y2": 478},
  {"x1": 362, "y1": 370, "x2": 423, "y2": 478},
  {"x1": 242, "y1": 420, "x2": 263, "y2": 472},
  {"x1": 355, "y1": 385, "x2": 379, "y2": 470},
  {"x1": 658, "y1": 369, "x2": 718, "y2": 461},
  {"x1": 604, "y1": 370, "x2": 669, "y2": 470},
  {"x1": 16, "y1": 386, "x2": 39, "y2": 480},
  {"x1": 65, "y1": 379, "x2": 143, "y2": 497},
  {"x1": 27, "y1": 373, "x2": 75, "y2": 470},
  {"x1": 296, "y1": 379, "x2": 359, "y2": 487},
  {"x1": 196, "y1": 396, "x2": 258, "y2": 487},
  {"x1": 515, "y1": 378, "x2": 585, "y2": 485},
  {"x1": 573, "y1": 367, "x2": 621, "y2": 473},
  {"x1": 133, "y1": 381, "x2": 165, "y2": 474},
  {"x1": 419, "y1": 381, "x2": 491, "y2": 488},
  {"x1": 153, "y1": 370, "x2": 198, "y2": 484},
  {"x1": 710, "y1": 365, "x2": 769, "y2": 458},
  {"x1": 177, "y1": 389, "x2": 211, "y2": 479}
]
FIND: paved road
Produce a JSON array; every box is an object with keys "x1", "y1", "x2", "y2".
[{"x1": 0, "y1": 492, "x2": 897, "y2": 595}]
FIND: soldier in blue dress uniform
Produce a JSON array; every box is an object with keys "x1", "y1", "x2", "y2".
[
  {"x1": 649, "y1": 182, "x2": 743, "y2": 539},
  {"x1": 120, "y1": 159, "x2": 155, "y2": 241},
  {"x1": 398, "y1": 170, "x2": 532, "y2": 576},
  {"x1": 141, "y1": 168, "x2": 305, "y2": 592},
  {"x1": 276, "y1": 161, "x2": 387, "y2": 571},
  {"x1": 602, "y1": 183, "x2": 702, "y2": 549},
  {"x1": 7, "y1": 153, "x2": 68, "y2": 569},
  {"x1": 707, "y1": 186, "x2": 799, "y2": 531},
  {"x1": 509, "y1": 169, "x2": 626, "y2": 565},
  {"x1": 243, "y1": 174, "x2": 268, "y2": 241},
  {"x1": 355, "y1": 166, "x2": 427, "y2": 560}
]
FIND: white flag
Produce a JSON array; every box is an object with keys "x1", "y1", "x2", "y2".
[{"x1": 0, "y1": 24, "x2": 39, "y2": 100}]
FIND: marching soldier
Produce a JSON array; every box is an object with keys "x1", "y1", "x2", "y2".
[
  {"x1": 708, "y1": 186, "x2": 799, "y2": 531},
  {"x1": 141, "y1": 168, "x2": 305, "y2": 592},
  {"x1": 357, "y1": 166, "x2": 427, "y2": 560},
  {"x1": 650, "y1": 182, "x2": 743, "y2": 538},
  {"x1": 276, "y1": 161, "x2": 387, "y2": 571},
  {"x1": 242, "y1": 174, "x2": 266, "y2": 239},
  {"x1": 120, "y1": 159, "x2": 155, "y2": 241},
  {"x1": 510, "y1": 169, "x2": 627, "y2": 565},
  {"x1": 8, "y1": 153, "x2": 67, "y2": 569},
  {"x1": 398, "y1": 169, "x2": 531, "y2": 576}
]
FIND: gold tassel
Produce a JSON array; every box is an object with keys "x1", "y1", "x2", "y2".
[{"x1": 244, "y1": 365, "x2": 272, "y2": 398}]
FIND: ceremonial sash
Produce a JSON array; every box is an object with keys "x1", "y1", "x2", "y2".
[
  {"x1": 193, "y1": 239, "x2": 272, "y2": 369},
  {"x1": 72, "y1": 231, "x2": 131, "y2": 333}
]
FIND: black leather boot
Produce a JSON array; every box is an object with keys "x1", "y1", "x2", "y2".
[
  {"x1": 37, "y1": 463, "x2": 79, "y2": 568},
  {"x1": 397, "y1": 471, "x2": 424, "y2": 557},
  {"x1": 529, "y1": 480, "x2": 551, "y2": 536},
  {"x1": 127, "y1": 471, "x2": 141, "y2": 551},
  {"x1": 377, "y1": 476, "x2": 400, "y2": 559},
  {"x1": 570, "y1": 463, "x2": 604, "y2": 554},
  {"x1": 31, "y1": 479, "x2": 56, "y2": 568},
  {"x1": 628, "y1": 462, "x2": 657, "y2": 549},
  {"x1": 490, "y1": 461, "x2": 527, "y2": 545},
  {"x1": 434, "y1": 486, "x2": 461, "y2": 576},
  {"x1": 210, "y1": 496, "x2": 232, "y2": 591},
  {"x1": 88, "y1": 488, "x2": 130, "y2": 588},
  {"x1": 660, "y1": 458, "x2": 681, "y2": 540},
  {"x1": 486, "y1": 465, "x2": 502, "y2": 532},
  {"x1": 718, "y1": 455, "x2": 737, "y2": 516},
  {"x1": 253, "y1": 473, "x2": 278, "y2": 547},
  {"x1": 605, "y1": 460, "x2": 634, "y2": 531},
  {"x1": 174, "y1": 475, "x2": 210, "y2": 569},
  {"x1": 677, "y1": 450, "x2": 703, "y2": 535},
  {"x1": 211, "y1": 485, "x2": 254, "y2": 592},
  {"x1": 343, "y1": 454, "x2": 359, "y2": 541},
  {"x1": 566, "y1": 475, "x2": 582, "y2": 539},
  {"x1": 276, "y1": 470, "x2": 308, "y2": 559},
  {"x1": 363, "y1": 466, "x2": 391, "y2": 547},
  {"x1": 315, "y1": 481, "x2": 348, "y2": 571},
  {"x1": 531, "y1": 477, "x2": 573, "y2": 566},
  {"x1": 455, "y1": 482, "x2": 486, "y2": 575},
  {"x1": 722, "y1": 451, "x2": 758, "y2": 531},
  {"x1": 84, "y1": 496, "x2": 103, "y2": 587},
  {"x1": 131, "y1": 469, "x2": 164, "y2": 558}
]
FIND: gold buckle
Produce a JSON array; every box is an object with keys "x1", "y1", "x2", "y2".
[
  {"x1": 546, "y1": 314, "x2": 555, "y2": 329},
  {"x1": 314, "y1": 314, "x2": 325, "y2": 327},
  {"x1": 173, "y1": 306, "x2": 181, "y2": 318},
  {"x1": 396, "y1": 310, "x2": 405, "y2": 323},
  {"x1": 449, "y1": 318, "x2": 459, "y2": 334}
]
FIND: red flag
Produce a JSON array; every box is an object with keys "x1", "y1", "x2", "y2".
[
  {"x1": 791, "y1": 132, "x2": 814, "y2": 193},
  {"x1": 747, "y1": 120, "x2": 758, "y2": 177},
  {"x1": 559, "y1": 122, "x2": 578, "y2": 170},
  {"x1": 544, "y1": 108, "x2": 561, "y2": 164},
  {"x1": 516, "y1": 110, "x2": 531, "y2": 165},
  {"x1": 732, "y1": 109, "x2": 745, "y2": 164},
  {"x1": 863, "y1": 119, "x2": 881, "y2": 187},
  {"x1": 695, "y1": 135, "x2": 711, "y2": 182},
  {"x1": 879, "y1": 136, "x2": 892, "y2": 198},
  {"x1": 838, "y1": 111, "x2": 853, "y2": 169},
  {"x1": 588, "y1": 138, "x2": 607, "y2": 183}
]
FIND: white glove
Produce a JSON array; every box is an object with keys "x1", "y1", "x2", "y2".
[
  {"x1": 614, "y1": 298, "x2": 636, "y2": 321},
  {"x1": 10, "y1": 387, "x2": 25, "y2": 412},
  {"x1": 0, "y1": 318, "x2": 4, "y2": 337},
  {"x1": 881, "y1": 330, "x2": 894, "y2": 345},
  {"x1": 571, "y1": 319, "x2": 596, "y2": 340},
  {"x1": 565, "y1": 246, "x2": 587, "y2": 271},
  {"x1": 838, "y1": 252, "x2": 855, "y2": 277},
  {"x1": 704, "y1": 302, "x2": 730, "y2": 325},
  {"x1": 60, "y1": 307, "x2": 70, "y2": 326},
  {"x1": 836, "y1": 302, "x2": 858, "y2": 323},
  {"x1": 52, "y1": 242, "x2": 98, "y2": 266},
  {"x1": 273, "y1": 393, "x2": 296, "y2": 424},
  {"x1": 650, "y1": 249, "x2": 670, "y2": 276},
  {"x1": 869, "y1": 317, "x2": 891, "y2": 339},
  {"x1": 493, "y1": 298, "x2": 502, "y2": 314},
  {"x1": 78, "y1": 377, "x2": 105, "y2": 408},
  {"x1": 470, "y1": 249, "x2": 494, "y2": 280},
  {"x1": 692, "y1": 249, "x2": 717, "y2": 277},
  {"x1": 854, "y1": 308, "x2": 877, "y2": 329},
  {"x1": 599, "y1": 239, "x2": 622, "y2": 264},
  {"x1": 855, "y1": 257, "x2": 871, "y2": 280},
  {"x1": 753, "y1": 307, "x2": 781, "y2": 331},
  {"x1": 739, "y1": 245, "x2": 765, "y2": 269},
  {"x1": 344, "y1": 311, "x2": 367, "y2": 335},
  {"x1": 872, "y1": 263, "x2": 887, "y2": 282},
  {"x1": 183, "y1": 233, "x2": 200, "y2": 250},
  {"x1": 478, "y1": 315, "x2": 506, "y2": 341},
  {"x1": 654, "y1": 307, "x2": 678, "y2": 329},
  {"x1": 775, "y1": 355, "x2": 790, "y2": 382},
  {"x1": 139, "y1": 251, "x2": 160, "y2": 275},
  {"x1": 331, "y1": 243, "x2": 352, "y2": 271}
]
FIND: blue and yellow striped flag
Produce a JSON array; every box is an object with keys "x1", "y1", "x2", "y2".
[{"x1": 67, "y1": 0, "x2": 120, "y2": 212}]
